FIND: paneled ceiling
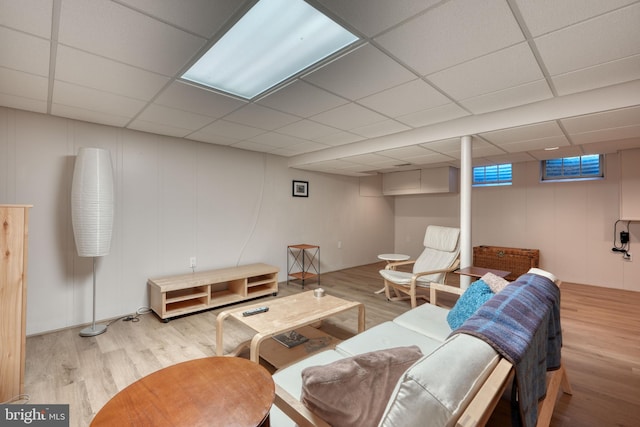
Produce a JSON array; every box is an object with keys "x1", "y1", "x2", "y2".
[{"x1": 1, "y1": 0, "x2": 639, "y2": 176}]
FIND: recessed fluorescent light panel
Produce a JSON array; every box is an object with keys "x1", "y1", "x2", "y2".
[{"x1": 181, "y1": 0, "x2": 359, "y2": 100}]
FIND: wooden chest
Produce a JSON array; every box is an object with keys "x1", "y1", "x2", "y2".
[{"x1": 473, "y1": 246, "x2": 540, "y2": 281}]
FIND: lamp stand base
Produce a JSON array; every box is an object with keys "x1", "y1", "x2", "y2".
[{"x1": 79, "y1": 324, "x2": 107, "y2": 337}]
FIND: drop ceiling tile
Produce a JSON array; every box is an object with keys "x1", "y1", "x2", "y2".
[
  {"x1": 500, "y1": 135, "x2": 571, "y2": 153},
  {"x1": 231, "y1": 140, "x2": 277, "y2": 153},
  {"x1": 358, "y1": 79, "x2": 450, "y2": 117},
  {"x1": 194, "y1": 119, "x2": 265, "y2": 140},
  {"x1": 375, "y1": 0, "x2": 524, "y2": 75},
  {"x1": 311, "y1": 103, "x2": 387, "y2": 131},
  {"x1": 481, "y1": 121, "x2": 565, "y2": 144},
  {"x1": 271, "y1": 141, "x2": 329, "y2": 157},
  {"x1": 0, "y1": 93, "x2": 47, "y2": 114},
  {"x1": 421, "y1": 138, "x2": 506, "y2": 158},
  {"x1": 51, "y1": 103, "x2": 131, "y2": 127},
  {"x1": 0, "y1": 27, "x2": 50, "y2": 76},
  {"x1": 313, "y1": 130, "x2": 364, "y2": 146},
  {"x1": 534, "y1": 3, "x2": 640, "y2": 75},
  {"x1": 186, "y1": 131, "x2": 239, "y2": 146},
  {"x1": 552, "y1": 55, "x2": 640, "y2": 96},
  {"x1": 396, "y1": 103, "x2": 469, "y2": 128},
  {"x1": 0, "y1": 0, "x2": 53, "y2": 38},
  {"x1": 277, "y1": 119, "x2": 340, "y2": 140},
  {"x1": 410, "y1": 152, "x2": 457, "y2": 165},
  {"x1": 378, "y1": 145, "x2": 436, "y2": 161},
  {"x1": 428, "y1": 43, "x2": 543, "y2": 100},
  {"x1": 469, "y1": 141, "x2": 509, "y2": 158},
  {"x1": 482, "y1": 152, "x2": 537, "y2": 164},
  {"x1": 55, "y1": 46, "x2": 170, "y2": 101},
  {"x1": 127, "y1": 119, "x2": 192, "y2": 137},
  {"x1": 58, "y1": 0, "x2": 205, "y2": 75},
  {"x1": 568, "y1": 125, "x2": 640, "y2": 144},
  {"x1": 351, "y1": 119, "x2": 411, "y2": 138},
  {"x1": 420, "y1": 138, "x2": 461, "y2": 154},
  {"x1": 459, "y1": 80, "x2": 553, "y2": 115},
  {"x1": 224, "y1": 104, "x2": 300, "y2": 131},
  {"x1": 303, "y1": 159, "x2": 360, "y2": 171},
  {"x1": 117, "y1": 0, "x2": 241, "y2": 38},
  {"x1": 340, "y1": 153, "x2": 400, "y2": 168},
  {"x1": 53, "y1": 80, "x2": 147, "y2": 118},
  {"x1": 287, "y1": 143, "x2": 332, "y2": 156},
  {"x1": 316, "y1": 0, "x2": 440, "y2": 37},
  {"x1": 514, "y1": 0, "x2": 637, "y2": 37},
  {"x1": 561, "y1": 106, "x2": 640, "y2": 134},
  {"x1": 302, "y1": 44, "x2": 415, "y2": 100},
  {"x1": 257, "y1": 80, "x2": 348, "y2": 117},
  {"x1": 528, "y1": 146, "x2": 584, "y2": 160},
  {"x1": 135, "y1": 104, "x2": 215, "y2": 131},
  {"x1": 248, "y1": 132, "x2": 308, "y2": 149},
  {"x1": 154, "y1": 81, "x2": 246, "y2": 118},
  {"x1": 0, "y1": 67, "x2": 48, "y2": 101},
  {"x1": 581, "y1": 138, "x2": 640, "y2": 154}
]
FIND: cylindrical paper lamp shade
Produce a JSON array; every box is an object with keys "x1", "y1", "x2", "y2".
[{"x1": 71, "y1": 148, "x2": 114, "y2": 257}]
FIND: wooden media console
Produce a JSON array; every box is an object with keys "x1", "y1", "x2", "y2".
[{"x1": 148, "y1": 263, "x2": 279, "y2": 321}]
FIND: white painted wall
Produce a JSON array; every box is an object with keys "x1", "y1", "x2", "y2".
[
  {"x1": 394, "y1": 154, "x2": 640, "y2": 291},
  {"x1": 0, "y1": 108, "x2": 394, "y2": 335}
]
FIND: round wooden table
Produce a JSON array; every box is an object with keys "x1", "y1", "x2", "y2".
[{"x1": 91, "y1": 357, "x2": 275, "y2": 427}]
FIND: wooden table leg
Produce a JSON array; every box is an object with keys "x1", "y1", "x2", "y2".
[
  {"x1": 215, "y1": 311, "x2": 230, "y2": 356},
  {"x1": 357, "y1": 304, "x2": 366, "y2": 333},
  {"x1": 250, "y1": 333, "x2": 269, "y2": 363}
]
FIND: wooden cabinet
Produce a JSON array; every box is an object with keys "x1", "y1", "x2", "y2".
[
  {"x1": 382, "y1": 167, "x2": 459, "y2": 195},
  {"x1": 148, "y1": 263, "x2": 279, "y2": 321},
  {"x1": 0, "y1": 205, "x2": 31, "y2": 402}
]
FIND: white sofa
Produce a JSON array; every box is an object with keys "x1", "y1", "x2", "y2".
[{"x1": 270, "y1": 268, "x2": 571, "y2": 427}]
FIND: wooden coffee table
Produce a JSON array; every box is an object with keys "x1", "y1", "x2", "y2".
[
  {"x1": 91, "y1": 357, "x2": 274, "y2": 427},
  {"x1": 216, "y1": 291, "x2": 365, "y2": 363}
]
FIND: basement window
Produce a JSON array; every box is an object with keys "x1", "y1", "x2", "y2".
[
  {"x1": 473, "y1": 163, "x2": 512, "y2": 187},
  {"x1": 541, "y1": 154, "x2": 604, "y2": 182}
]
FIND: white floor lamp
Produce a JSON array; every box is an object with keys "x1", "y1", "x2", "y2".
[{"x1": 71, "y1": 148, "x2": 114, "y2": 337}]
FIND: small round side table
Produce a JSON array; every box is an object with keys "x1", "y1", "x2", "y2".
[
  {"x1": 375, "y1": 253, "x2": 410, "y2": 294},
  {"x1": 91, "y1": 357, "x2": 275, "y2": 427}
]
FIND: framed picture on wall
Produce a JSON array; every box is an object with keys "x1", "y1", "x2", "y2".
[{"x1": 292, "y1": 180, "x2": 309, "y2": 197}]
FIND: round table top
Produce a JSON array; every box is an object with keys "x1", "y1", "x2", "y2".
[
  {"x1": 378, "y1": 253, "x2": 410, "y2": 262},
  {"x1": 91, "y1": 357, "x2": 275, "y2": 427}
]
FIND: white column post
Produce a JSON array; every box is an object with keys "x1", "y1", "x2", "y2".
[{"x1": 460, "y1": 135, "x2": 472, "y2": 289}]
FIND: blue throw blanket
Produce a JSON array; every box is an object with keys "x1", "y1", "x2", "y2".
[{"x1": 450, "y1": 273, "x2": 562, "y2": 427}]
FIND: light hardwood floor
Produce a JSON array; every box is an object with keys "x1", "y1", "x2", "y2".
[{"x1": 22, "y1": 262, "x2": 640, "y2": 426}]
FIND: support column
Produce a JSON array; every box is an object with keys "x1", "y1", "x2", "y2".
[{"x1": 460, "y1": 135, "x2": 472, "y2": 289}]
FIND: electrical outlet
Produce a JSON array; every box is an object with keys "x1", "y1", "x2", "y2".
[
  {"x1": 338, "y1": 241, "x2": 342, "y2": 249},
  {"x1": 190, "y1": 257, "x2": 196, "y2": 268},
  {"x1": 625, "y1": 253, "x2": 632, "y2": 262}
]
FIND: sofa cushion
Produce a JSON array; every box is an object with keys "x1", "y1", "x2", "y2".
[
  {"x1": 393, "y1": 302, "x2": 452, "y2": 342},
  {"x1": 446, "y1": 280, "x2": 494, "y2": 329},
  {"x1": 300, "y1": 346, "x2": 423, "y2": 427},
  {"x1": 270, "y1": 349, "x2": 347, "y2": 427},
  {"x1": 378, "y1": 334, "x2": 499, "y2": 427},
  {"x1": 481, "y1": 272, "x2": 510, "y2": 293},
  {"x1": 336, "y1": 321, "x2": 443, "y2": 356}
]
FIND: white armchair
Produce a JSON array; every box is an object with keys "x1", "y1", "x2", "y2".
[{"x1": 380, "y1": 225, "x2": 460, "y2": 308}]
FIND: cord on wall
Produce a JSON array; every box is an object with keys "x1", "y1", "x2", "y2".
[
  {"x1": 612, "y1": 220, "x2": 632, "y2": 260},
  {"x1": 236, "y1": 154, "x2": 267, "y2": 267}
]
